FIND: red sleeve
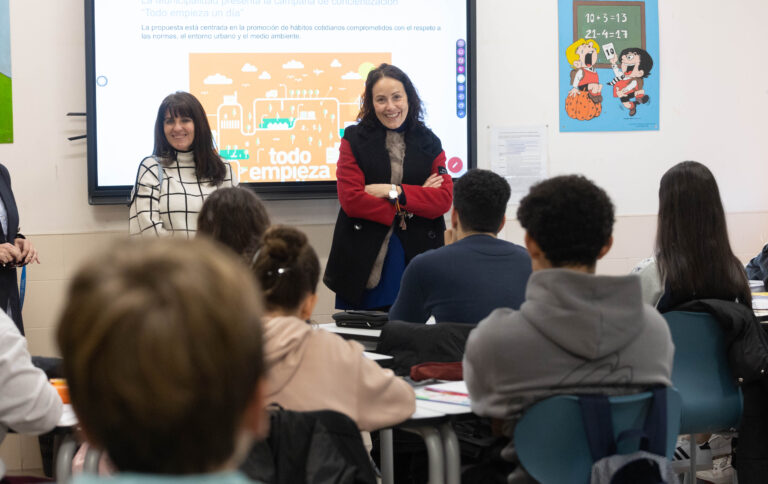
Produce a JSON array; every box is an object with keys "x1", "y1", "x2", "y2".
[
  {"x1": 400, "y1": 150, "x2": 454, "y2": 219},
  {"x1": 336, "y1": 138, "x2": 396, "y2": 226}
]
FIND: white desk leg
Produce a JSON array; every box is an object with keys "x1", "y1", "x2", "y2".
[
  {"x1": 84, "y1": 446, "x2": 102, "y2": 474},
  {"x1": 55, "y1": 435, "x2": 77, "y2": 482},
  {"x1": 440, "y1": 422, "x2": 461, "y2": 484},
  {"x1": 405, "y1": 427, "x2": 445, "y2": 484},
  {"x1": 380, "y1": 428, "x2": 394, "y2": 484}
]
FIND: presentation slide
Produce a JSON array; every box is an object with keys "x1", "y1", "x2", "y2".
[{"x1": 92, "y1": 0, "x2": 471, "y2": 189}]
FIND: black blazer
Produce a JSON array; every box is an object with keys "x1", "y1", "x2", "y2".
[
  {"x1": 0, "y1": 164, "x2": 24, "y2": 334},
  {"x1": 323, "y1": 123, "x2": 446, "y2": 306}
]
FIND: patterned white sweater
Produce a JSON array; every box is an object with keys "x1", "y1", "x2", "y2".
[{"x1": 128, "y1": 152, "x2": 238, "y2": 238}]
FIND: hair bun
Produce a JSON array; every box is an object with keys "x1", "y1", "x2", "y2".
[{"x1": 261, "y1": 226, "x2": 308, "y2": 267}]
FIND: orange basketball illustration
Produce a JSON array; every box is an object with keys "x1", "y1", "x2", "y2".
[{"x1": 565, "y1": 90, "x2": 601, "y2": 121}]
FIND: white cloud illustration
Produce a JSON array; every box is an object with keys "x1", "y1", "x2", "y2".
[
  {"x1": 341, "y1": 71, "x2": 362, "y2": 80},
  {"x1": 203, "y1": 74, "x2": 233, "y2": 85},
  {"x1": 241, "y1": 63, "x2": 258, "y2": 72},
  {"x1": 282, "y1": 60, "x2": 304, "y2": 69},
  {"x1": 330, "y1": 59, "x2": 342, "y2": 68},
  {"x1": 259, "y1": 71, "x2": 271, "y2": 80},
  {"x1": 313, "y1": 69, "x2": 324, "y2": 75}
]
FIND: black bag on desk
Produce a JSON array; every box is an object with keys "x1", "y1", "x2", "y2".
[
  {"x1": 240, "y1": 406, "x2": 376, "y2": 484},
  {"x1": 376, "y1": 321, "x2": 476, "y2": 376},
  {"x1": 332, "y1": 310, "x2": 389, "y2": 329}
]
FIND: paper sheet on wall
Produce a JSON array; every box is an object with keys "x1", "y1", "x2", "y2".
[{"x1": 489, "y1": 126, "x2": 548, "y2": 205}]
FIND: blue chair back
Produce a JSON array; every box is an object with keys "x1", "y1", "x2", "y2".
[
  {"x1": 663, "y1": 311, "x2": 742, "y2": 434},
  {"x1": 514, "y1": 387, "x2": 681, "y2": 484}
]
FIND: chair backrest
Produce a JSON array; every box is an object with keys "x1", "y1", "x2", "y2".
[
  {"x1": 514, "y1": 387, "x2": 682, "y2": 484},
  {"x1": 663, "y1": 310, "x2": 743, "y2": 434}
]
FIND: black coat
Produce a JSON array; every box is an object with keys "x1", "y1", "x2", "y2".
[
  {"x1": 324, "y1": 123, "x2": 448, "y2": 305},
  {"x1": 240, "y1": 407, "x2": 377, "y2": 484},
  {"x1": 673, "y1": 299, "x2": 768, "y2": 385},
  {"x1": 0, "y1": 164, "x2": 23, "y2": 334}
]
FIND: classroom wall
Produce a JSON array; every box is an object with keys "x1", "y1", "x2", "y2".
[{"x1": 0, "y1": 0, "x2": 767, "y2": 472}]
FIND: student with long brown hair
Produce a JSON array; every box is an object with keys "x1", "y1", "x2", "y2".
[{"x1": 634, "y1": 161, "x2": 751, "y2": 310}]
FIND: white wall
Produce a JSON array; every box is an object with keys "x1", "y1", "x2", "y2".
[
  {"x1": 477, "y1": 0, "x2": 768, "y2": 216},
  {"x1": 1, "y1": 0, "x2": 767, "y2": 233}
]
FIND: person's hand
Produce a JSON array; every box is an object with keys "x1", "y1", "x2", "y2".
[
  {"x1": 444, "y1": 228, "x2": 457, "y2": 245},
  {"x1": 14, "y1": 238, "x2": 39, "y2": 266},
  {"x1": 568, "y1": 88, "x2": 579, "y2": 97},
  {"x1": 422, "y1": 174, "x2": 443, "y2": 188},
  {"x1": 0, "y1": 243, "x2": 21, "y2": 267},
  {"x1": 364, "y1": 184, "x2": 397, "y2": 198}
]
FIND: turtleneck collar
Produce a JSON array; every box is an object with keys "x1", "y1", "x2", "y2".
[{"x1": 176, "y1": 150, "x2": 194, "y2": 164}]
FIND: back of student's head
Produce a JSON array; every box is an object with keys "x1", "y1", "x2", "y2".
[
  {"x1": 453, "y1": 169, "x2": 510, "y2": 233},
  {"x1": 197, "y1": 186, "x2": 271, "y2": 262},
  {"x1": 57, "y1": 238, "x2": 265, "y2": 474},
  {"x1": 517, "y1": 175, "x2": 614, "y2": 267},
  {"x1": 252, "y1": 226, "x2": 320, "y2": 312},
  {"x1": 656, "y1": 161, "x2": 750, "y2": 306}
]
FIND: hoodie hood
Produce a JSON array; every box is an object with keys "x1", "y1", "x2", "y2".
[
  {"x1": 262, "y1": 315, "x2": 313, "y2": 396},
  {"x1": 520, "y1": 269, "x2": 645, "y2": 360}
]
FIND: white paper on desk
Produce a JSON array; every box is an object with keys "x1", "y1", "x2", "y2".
[
  {"x1": 415, "y1": 381, "x2": 470, "y2": 407},
  {"x1": 427, "y1": 381, "x2": 468, "y2": 394},
  {"x1": 489, "y1": 126, "x2": 548, "y2": 206},
  {"x1": 753, "y1": 295, "x2": 768, "y2": 310},
  {"x1": 750, "y1": 280, "x2": 765, "y2": 290}
]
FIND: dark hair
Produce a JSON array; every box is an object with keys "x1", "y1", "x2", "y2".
[
  {"x1": 517, "y1": 175, "x2": 614, "y2": 267},
  {"x1": 453, "y1": 169, "x2": 510, "y2": 233},
  {"x1": 57, "y1": 238, "x2": 264, "y2": 474},
  {"x1": 357, "y1": 63, "x2": 424, "y2": 129},
  {"x1": 656, "y1": 161, "x2": 751, "y2": 307},
  {"x1": 252, "y1": 226, "x2": 320, "y2": 312},
  {"x1": 153, "y1": 91, "x2": 228, "y2": 184},
  {"x1": 197, "y1": 187, "x2": 271, "y2": 263},
  {"x1": 620, "y1": 47, "x2": 653, "y2": 78}
]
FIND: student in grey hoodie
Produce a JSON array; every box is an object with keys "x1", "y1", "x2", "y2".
[{"x1": 463, "y1": 175, "x2": 674, "y2": 482}]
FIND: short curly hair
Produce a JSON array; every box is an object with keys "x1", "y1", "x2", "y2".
[
  {"x1": 517, "y1": 175, "x2": 614, "y2": 267},
  {"x1": 453, "y1": 169, "x2": 510, "y2": 233}
]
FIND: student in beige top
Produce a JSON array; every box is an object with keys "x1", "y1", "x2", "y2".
[{"x1": 253, "y1": 226, "x2": 415, "y2": 431}]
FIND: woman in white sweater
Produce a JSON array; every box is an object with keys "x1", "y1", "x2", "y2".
[{"x1": 129, "y1": 92, "x2": 237, "y2": 238}]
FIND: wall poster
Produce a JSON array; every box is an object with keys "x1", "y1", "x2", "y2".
[
  {"x1": 0, "y1": 0, "x2": 11, "y2": 143},
  {"x1": 558, "y1": 0, "x2": 659, "y2": 132}
]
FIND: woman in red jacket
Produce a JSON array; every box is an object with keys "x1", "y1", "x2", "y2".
[{"x1": 323, "y1": 64, "x2": 453, "y2": 310}]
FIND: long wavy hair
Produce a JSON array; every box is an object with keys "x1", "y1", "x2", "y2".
[
  {"x1": 153, "y1": 92, "x2": 227, "y2": 184},
  {"x1": 656, "y1": 161, "x2": 751, "y2": 307},
  {"x1": 357, "y1": 64, "x2": 424, "y2": 130}
]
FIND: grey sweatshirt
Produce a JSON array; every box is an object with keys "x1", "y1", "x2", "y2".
[{"x1": 463, "y1": 268, "x2": 674, "y2": 464}]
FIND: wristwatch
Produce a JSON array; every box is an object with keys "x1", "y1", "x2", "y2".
[{"x1": 388, "y1": 184, "x2": 399, "y2": 200}]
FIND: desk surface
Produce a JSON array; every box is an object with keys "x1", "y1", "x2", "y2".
[
  {"x1": 318, "y1": 322, "x2": 381, "y2": 338},
  {"x1": 363, "y1": 351, "x2": 393, "y2": 361}
]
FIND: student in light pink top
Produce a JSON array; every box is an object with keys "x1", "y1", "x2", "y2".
[{"x1": 253, "y1": 226, "x2": 415, "y2": 431}]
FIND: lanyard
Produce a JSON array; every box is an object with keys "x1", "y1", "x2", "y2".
[{"x1": 19, "y1": 266, "x2": 26, "y2": 310}]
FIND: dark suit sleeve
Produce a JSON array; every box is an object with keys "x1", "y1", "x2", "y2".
[
  {"x1": 0, "y1": 164, "x2": 20, "y2": 240},
  {"x1": 389, "y1": 257, "x2": 430, "y2": 323}
]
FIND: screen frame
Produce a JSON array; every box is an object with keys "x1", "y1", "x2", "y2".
[{"x1": 84, "y1": 0, "x2": 477, "y2": 204}]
